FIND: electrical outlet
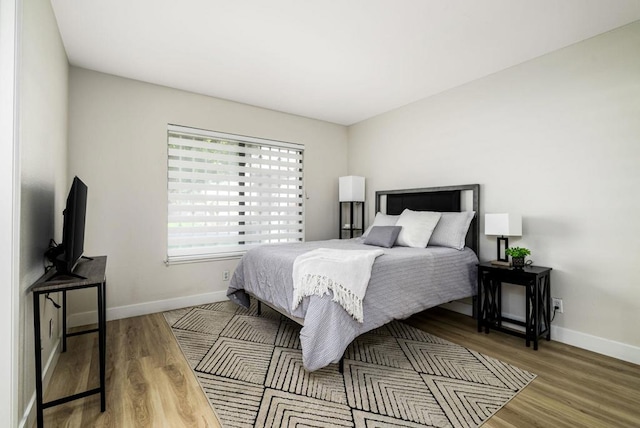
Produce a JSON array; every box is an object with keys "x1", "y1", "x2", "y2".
[
  {"x1": 222, "y1": 270, "x2": 230, "y2": 281},
  {"x1": 552, "y1": 298, "x2": 563, "y2": 313}
]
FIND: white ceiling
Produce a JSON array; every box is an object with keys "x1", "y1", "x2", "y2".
[{"x1": 51, "y1": 0, "x2": 640, "y2": 125}]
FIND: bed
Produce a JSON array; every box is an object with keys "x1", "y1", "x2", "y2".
[{"x1": 227, "y1": 184, "x2": 480, "y2": 371}]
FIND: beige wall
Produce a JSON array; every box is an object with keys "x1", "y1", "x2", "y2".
[
  {"x1": 348, "y1": 22, "x2": 640, "y2": 350},
  {"x1": 18, "y1": 0, "x2": 69, "y2": 423},
  {"x1": 67, "y1": 67, "x2": 348, "y2": 316}
]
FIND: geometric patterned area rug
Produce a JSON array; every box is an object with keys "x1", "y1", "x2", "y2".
[{"x1": 163, "y1": 300, "x2": 536, "y2": 428}]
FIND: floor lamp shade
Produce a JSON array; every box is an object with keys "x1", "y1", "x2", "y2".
[{"x1": 339, "y1": 176, "x2": 365, "y2": 202}]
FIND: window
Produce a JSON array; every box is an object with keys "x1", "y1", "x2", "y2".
[{"x1": 167, "y1": 124, "x2": 304, "y2": 263}]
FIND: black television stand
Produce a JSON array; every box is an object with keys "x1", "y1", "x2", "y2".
[{"x1": 28, "y1": 255, "x2": 108, "y2": 428}]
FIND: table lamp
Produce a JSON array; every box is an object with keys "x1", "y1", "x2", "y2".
[{"x1": 485, "y1": 213, "x2": 522, "y2": 265}]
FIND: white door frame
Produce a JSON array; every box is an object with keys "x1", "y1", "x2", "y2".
[{"x1": 0, "y1": 0, "x2": 20, "y2": 425}]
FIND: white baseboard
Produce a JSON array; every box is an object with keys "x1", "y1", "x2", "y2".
[
  {"x1": 67, "y1": 290, "x2": 228, "y2": 328},
  {"x1": 550, "y1": 323, "x2": 640, "y2": 366},
  {"x1": 68, "y1": 293, "x2": 639, "y2": 366},
  {"x1": 441, "y1": 302, "x2": 640, "y2": 366}
]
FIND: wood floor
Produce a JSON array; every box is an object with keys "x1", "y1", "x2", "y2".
[
  {"x1": 43, "y1": 307, "x2": 640, "y2": 427},
  {"x1": 43, "y1": 313, "x2": 221, "y2": 427},
  {"x1": 406, "y1": 309, "x2": 640, "y2": 428}
]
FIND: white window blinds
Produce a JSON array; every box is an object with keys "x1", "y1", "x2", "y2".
[{"x1": 167, "y1": 125, "x2": 304, "y2": 262}]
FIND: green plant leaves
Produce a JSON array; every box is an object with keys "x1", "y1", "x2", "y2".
[{"x1": 504, "y1": 246, "x2": 531, "y2": 257}]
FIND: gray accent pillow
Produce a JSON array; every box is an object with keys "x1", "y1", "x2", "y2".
[
  {"x1": 362, "y1": 212, "x2": 400, "y2": 238},
  {"x1": 364, "y1": 226, "x2": 402, "y2": 248},
  {"x1": 428, "y1": 211, "x2": 475, "y2": 250}
]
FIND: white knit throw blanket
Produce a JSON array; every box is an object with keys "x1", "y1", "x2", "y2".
[{"x1": 292, "y1": 248, "x2": 384, "y2": 323}]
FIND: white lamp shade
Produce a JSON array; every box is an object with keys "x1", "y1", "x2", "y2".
[
  {"x1": 485, "y1": 213, "x2": 522, "y2": 236},
  {"x1": 339, "y1": 176, "x2": 365, "y2": 202}
]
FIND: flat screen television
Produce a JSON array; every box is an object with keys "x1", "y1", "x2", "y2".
[{"x1": 55, "y1": 176, "x2": 88, "y2": 275}]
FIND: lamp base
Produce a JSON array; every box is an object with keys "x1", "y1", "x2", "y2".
[{"x1": 496, "y1": 236, "x2": 509, "y2": 262}]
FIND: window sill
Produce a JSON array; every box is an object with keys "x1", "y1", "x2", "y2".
[{"x1": 164, "y1": 253, "x2": 244, "y2": 266}]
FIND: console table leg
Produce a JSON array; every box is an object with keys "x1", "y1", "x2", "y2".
[
  {"x1": 62, "y1": 290, "x2": 67, "y2": 352},
  {"x1": 33, "y1": 293, "x2": 44, "y2": 428},
  {"x1": 98, "y1": 281, "x2": 106, "y2": 412}
]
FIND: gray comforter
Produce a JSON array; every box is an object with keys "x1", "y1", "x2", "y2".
[{"x1": 227, "y1": 238, "x2": 478, "y2": 371}]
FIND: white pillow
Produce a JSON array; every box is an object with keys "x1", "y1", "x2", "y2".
[
  {"x1": 395, "y1": 209, "x2": 442, "y2": 248},
  {"x1": 429, "y1": 211, "x2": 475, "y2": 250},
  {"x1": 362, "y1": 212, "x2": 400, "y2": 237}
]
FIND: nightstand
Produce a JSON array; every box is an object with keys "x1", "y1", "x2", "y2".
[{"x1": 477, "y1": 262, "x2": 552, "y2": 350}]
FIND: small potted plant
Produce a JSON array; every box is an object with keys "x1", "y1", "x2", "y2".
[{"x1": 505, "y1": 247, "x2": 531, "y2": 269}]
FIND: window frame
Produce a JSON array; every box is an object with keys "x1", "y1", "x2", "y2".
[{"x1": 166, "y1": 124, "x2": 305, "y2": 264}]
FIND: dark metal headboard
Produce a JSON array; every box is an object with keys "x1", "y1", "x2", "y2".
[{"x1": 375, "y1": 184, "x2": 480, "y2": 256}]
